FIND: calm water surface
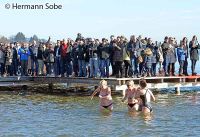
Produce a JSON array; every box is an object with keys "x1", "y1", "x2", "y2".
[{"x1": 0, "y1": 92, "x2": 200, "y2": 137}]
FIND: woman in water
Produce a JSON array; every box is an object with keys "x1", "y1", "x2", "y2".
[
  {"x1": 122, "y1": 80, "x2": 140, "y2": 112},
  {"x1": 91, "y1": 80, "x2": 113, "y2": 111},
  {"x1": 137, "y1": 79, "x2": 156, "y2": 113}
]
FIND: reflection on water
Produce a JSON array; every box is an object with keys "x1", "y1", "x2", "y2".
[{"x1": 0, "y1": 92, "x2": 200, "y2": 136}]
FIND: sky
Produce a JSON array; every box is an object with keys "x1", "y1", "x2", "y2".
[{"x1": 0, "y1": 0, "x2": 200, "y2": 42}]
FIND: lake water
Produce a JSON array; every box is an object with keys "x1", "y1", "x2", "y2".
[{"x1": 0, "y1": 92, "x2": 200, "y2": 137}]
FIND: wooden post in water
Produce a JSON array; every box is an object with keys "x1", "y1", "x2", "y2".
[
  {"x1": 49, "y1": 83, "x2": 54, "y2": 92},
  {"x1": 175, "y1": 86, "x2": 180, "y2": 95}
]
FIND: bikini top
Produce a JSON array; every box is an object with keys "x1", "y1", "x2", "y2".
[
  {"x1": 127, "y1": 88, "x2": 136, "y2": 99},
  {"x1": 99, "y1": 87, "x2": 109, "y2": 97}
]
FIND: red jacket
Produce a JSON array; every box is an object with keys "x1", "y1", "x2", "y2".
[{"x1": 61, "y1": 43, "x2": 68, "y2": 57}]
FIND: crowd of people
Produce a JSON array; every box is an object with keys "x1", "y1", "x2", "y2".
[{"x1": 0, "y1": 33, "x2": 199, "y2": 78}]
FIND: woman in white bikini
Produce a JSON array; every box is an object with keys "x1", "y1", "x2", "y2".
[
  {"x1": 91, "y1": 80, "x2": 113, "y2": 111},
  {"x1": 122, "y1": 80, "x2": 140, "y2": 112}
]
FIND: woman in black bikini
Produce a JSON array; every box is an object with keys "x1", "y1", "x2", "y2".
[
  {"x1": 91, "y1": 80, "x2": 113, "y2": 111},
  {"x1": 122, "y1": 80, "x2": 140, "y2": 112},
  {"x1": 137, "y1": 79, "x2": 155, "y2": 113}
]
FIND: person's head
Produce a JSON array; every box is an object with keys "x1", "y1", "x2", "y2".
[
  {"x1": 10, "y1": 43, "x2": 15, "y2": 48},
  {"x1": 139, "y1": 79, "x2": 147, "y2": 89},
  {"x1": 147, "y1": 38, "x2": 152, "y2": 45},
  {"x1": 130, "y1": 35, "x2": 136, "y2": 42},
  {"x1": 126, "y1": 80, "x2": 134, "y2": 88},
  {"x1": 102, "y1": 38, "x2": 106, "y2": 45},
  {"x1": 120, "y1": 36, "x2": 125, "y2": 44},
  {"x1": 138, "y1": 35, "x2": 142, "y2": 41},
  {"x1": 57, "y1": 40, "x2": 61, "y2": 46},
  {"x1": 117, "y1": 36, "x2": 121, "y2": 42},
  {"x1": 192, "y1": 35, "x2": 197, "y2": 41},
  {"x1": 110, "y1": 35, "x2": 115, "y2": 41},
  {"x1": 99, "y1": 80, "x2": 107, "y2": 88},
  {"x1": 183, "y1": 37, "x2": 187, "y2": 43},
  {"x1": 164, "y1": 36, "x2": 169, "y2": 43}
]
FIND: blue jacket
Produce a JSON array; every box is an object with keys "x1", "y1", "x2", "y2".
[
  {"x1": 18, "y1": 47, "x2": 30, "y2": 61},
  {"x1": 177, "y1": 47, "x2": 185, "y2": 61}
]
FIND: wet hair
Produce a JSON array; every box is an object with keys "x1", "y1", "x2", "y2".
[
  {"x1": 99, "y1": 80, "x2": 107, "y2": 86},
  {"x1": 139, "y1": 79, "x2": 147, "y2": 88},
  {"x1": 126, "y1": 80, "x2": 134, "y2": 87}
]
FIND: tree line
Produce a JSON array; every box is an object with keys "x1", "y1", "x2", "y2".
[{"x1": 0, "y1": 32, "x2": 47, "y2": 44}]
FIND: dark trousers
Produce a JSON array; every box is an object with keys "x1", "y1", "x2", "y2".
[
  {"x1": 73, "y1": 59, "x2": 79, "y2": 77},
  {"x1": 5, "y1": 65, "x2": 11, "y2": 75},
  {"x1": 179, "y1": 60, "x2": 184, "y2": 74},
  {"x1": 11, "y1": 59, "x2": 18, "y2": 76},
  {"x1": 46, "y1": 62, "x2": 54, "y2": 75},
  {"x1": 21, "y1": 60, "x2": 28, "y2": 76},
  {"x1": 0, "y1": 63, "x2": 5, "y2": 76},
  {"x1": 183, "y1": 58, "x2": 188, "y2": 75},
  {"x1": 124, "y1": 60, "x2": 132, "y2": 77},
  {"x1": 152, "y1": 63, "x2": 157, "y2": 76},
  {"x1": 168, "y1": 63, "x2": 175, "y2": 75},
  {"x1": 191, "y1": 60, "x2": 197, "y2": 74},
  {"x1": 61, "y1": 57, "x2": 72, "y2": 76},
  {"x1": 31, "y1": 57, "x2": 38, "y2": 75},
  {"x1": 115, "y1": 61, "x2": 123, "y2": 78},
  {"x1": 163, "y1": 55, "x2": 170, "y2": 75},
  {"x1": 110, "y1": 59, "x2": 116, "y2": 76},
  {"x1": 54, "y1": 57, "x2": 61, "y2": 76}
]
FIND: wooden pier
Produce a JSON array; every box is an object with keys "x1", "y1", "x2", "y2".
[{"x1": 1, "y1": 75, "x2": 200, "y2": 95}]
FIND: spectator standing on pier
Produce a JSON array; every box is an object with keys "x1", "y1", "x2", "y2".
[
  {"x1": 168, "y1": 37, "x2": 177, "y2": 76},
  {"x1": 71, "y1": 42, "x2": 79, "y2": 77},
  {"x1": 161, "y1": 36, "x2": 170, "y2": 76},
  {"x1": 88, "y1": 38, "x2": 98, "y2": 78},
  {"x1": 136, "y1": 36, "x2": 147, "y2": 76},
  {"x1": 147, "y1": 39, "x2": 158, "y2": 76},
  {"x1": 29, "y1": 40, "x2": 39, "y2": 76},
  {"x1": 98, "y1": 38, "x2": 111, "y2": 78},
  {"x1": 177, "y1": 41, "x2": 186, "y2": 76},
  {"x1": 10, "y1": 43, "x2": 18, "y2": 76},
  {"x1": 44, "y1": 44, "x2": 54, "y2": 76},
  {"x1": 189, "y1": 35, "x2": 200, "y2": 76},
  {"x1": 37, "y1": 43, "x2": 45, "y2": 76},
  {"x1": 18, "y1": 43, "x2": 30, "y2": 76},
  {"x1": 113, "y1": 37, "x2": 124, "y2": 78},
  {"x1": 109, "y1": 35, "x2": 116, "y2": 76},
  {"x1": 5, "y1": 44, "x2": 13, "y2": 76},
  {"x1": 182, "y1": 37, "x2": 189, "y2": 76},
  {"x1": 0, "y1": 43, "x2": 5, "y2": 76},
  {"x1": 66, "y1": 39, "x2": 73, "y2": 76},
  {"x1": 128, "y1": 35, "x2": 138, "y2": 77},
  {"x1": 54, "y1": 40, "x2": 61, "y2": 76},
  {"x1": 123, "y1": 38, "x2": 132, "y2": 78},
  {"x1": 77, "y1": 39, "x2": 87, "y2": 77},
  {"x1": 60, "y1": 39, "x2": 69, "y2": 77}
]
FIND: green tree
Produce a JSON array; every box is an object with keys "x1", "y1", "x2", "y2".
[
  {"x1": 29, "y1": 34, "x2": 39, "y2": 43},
  {"x1": 0, "y1": 36, "x2": 10, "y2": 43},
  {"x1": 14, "y1": 32, "x2": 26, "y2": 42}
]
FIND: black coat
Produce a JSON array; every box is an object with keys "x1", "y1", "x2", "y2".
[{"x1": 189, "y1": 41, "x2": 200, "y2": 60}]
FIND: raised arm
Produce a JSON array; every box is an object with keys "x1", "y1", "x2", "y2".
[
  {"x1": 149, "y1": 90, "x2": 156, "y2": 102},
  {"x1": 90, "y1": 86, "x2": 100, "y2": 100}
]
